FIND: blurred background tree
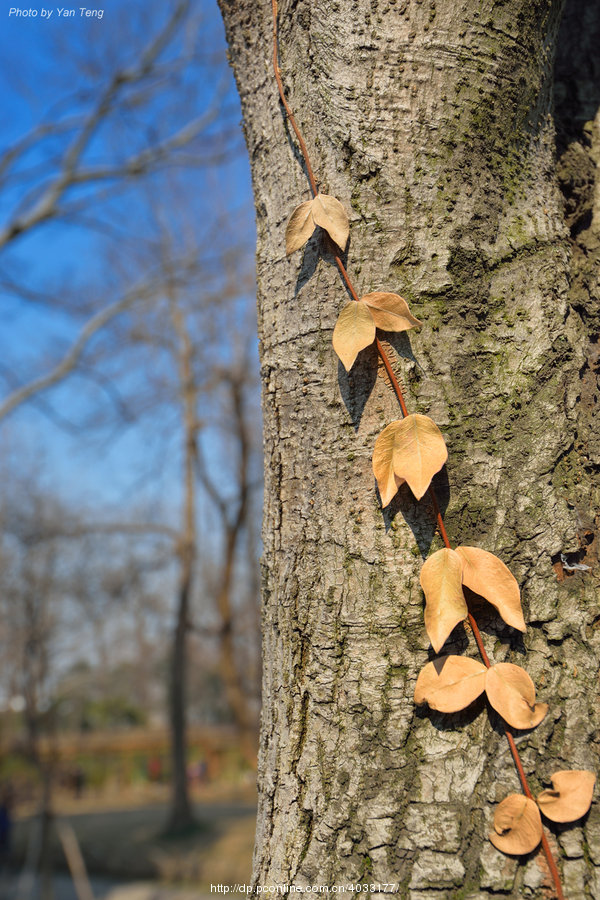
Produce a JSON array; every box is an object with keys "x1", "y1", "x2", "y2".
[{"x1": 0, "y1": 0, "x2": 261, "y2": 887}]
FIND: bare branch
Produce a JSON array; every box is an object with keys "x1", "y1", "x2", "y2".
[
  {"x1": 195, "y1": 441, "x2": 228, "y2": 519},
  {"x1": 68, "y1": 112, "x2": 227, "y2": 184},
  {"x1": 0, "y1": 286, "x2": 149, "y2": 422},
  {"x1": 58, "y1": 522, "x2": 180, "y2": 541},
  {"x1": 0, "y1": 117, "x2": 81, "y2": 185},
  {"x1": 0, "y1": 243, "x2": 211, "y2": 424},
  {"x1": 0, "y1": 1, "x2": 191, "y2": 249},
  {"x1": 6, "y1": 520, "x2": 180, "y2": 544}
]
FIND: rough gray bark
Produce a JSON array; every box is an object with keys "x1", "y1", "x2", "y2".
[{"x1": 219, "y1": 0, "x2": 600, "y2": 896}]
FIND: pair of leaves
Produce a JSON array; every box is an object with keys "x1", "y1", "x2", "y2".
[
  {"x1": 373, "y1": 414, "x2": 447, "y2": 505},
  {"x1": 414, "y1": 655, "x2": 547, "y2": 730},
  {"x1": 491, "y1": 772, "x2": 596, "y2": 855},
  {"x1": 332, "y1": 292, "x2": 422, "y2": 371},
  {"x1": 420, "y1": 546, "x2": 526, "y2": 653},
  {"x1": 286, "y1": 193, "x2": 349, "y2": 255}
]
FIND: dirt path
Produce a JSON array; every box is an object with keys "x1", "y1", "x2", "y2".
[
  {"x1": 12, "y1": 799, "x2": 256, "y2": 888},
  {"x1": 3, "y1": 873, "x2": 214, "y2": 900}
]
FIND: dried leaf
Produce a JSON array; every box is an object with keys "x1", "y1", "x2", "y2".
[
  {"x1": 484, "y1": 663, "x2": 548, "y2": 730},
  {"x1": 285, "y1": 199, "x2": 316, "y2": 255},
  {"x1": 420, "y1": 548, "x2": 468, "y2": 654},
  {"x1": 360, "y1": 292, "x2": 422, "y2": 332},
  {"x1": 372, "y1": 421, "x2": 404, "y2": 508},
  {"x1": 372, "y1": 414, "x2": 447, "y2": 507},
  {"x1": 332, "y1": 302, "x2": 376, "y2": 371},
  {"x1": 311, "y1": 193, "x2": 349, "y2": 250},
  {"x1": 414, "y1": 654, "x2": 487, "y2": 712},
  {"x1": 455, "y1": 546, "x2": 526, "y2": 633},
  {"x1": 392, "y1": 414, "x2": 447, "y2": 499},
  {"x1": 489, "y1": 794, "x2": 543, "y2": 855},
  {"x1": 537, "y1": 770, "x2": 596, "y2": 823}
]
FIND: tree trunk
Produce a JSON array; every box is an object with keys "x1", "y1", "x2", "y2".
[
  {"x1": 167, "y1": 581, "x2": 193, "y2": 832},
  {"x1": 166, "y1": 292, "x2": 196, "y2": 832},
  {"x1": 215, "y1": 375, "x2": 258, "y2": 763},
  {"x1": 219, "y1": 0, "x2": 600, "y2": 895}
]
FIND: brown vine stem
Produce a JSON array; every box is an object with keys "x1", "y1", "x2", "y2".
[
  {"x1": 271, "y1": 0, "x2": 318, "y2": 198},
  {"x1": 271, "y1": 3, "x2": 564, "y2": 897}
]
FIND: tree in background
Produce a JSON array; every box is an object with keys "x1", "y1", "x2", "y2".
[
  {"x1": 0, "y1": 0, "x2": 261, "y2": 836},
  {"x1": 219, "y1": 0, "x2": 600, "y2": 893}
]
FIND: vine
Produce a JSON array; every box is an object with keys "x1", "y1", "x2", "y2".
[{"x1": 270, "y1": 1, "x2": 595, "y2": 897}]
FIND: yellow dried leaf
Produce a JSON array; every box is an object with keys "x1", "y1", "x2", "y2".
[
  {"x1": 455, "y1": 546, "x2": 526, "y2": 633},
  {"x1": 311, "y1": 192, "x2": 349, "y2": 250},
  {"x1": 372, "y1": 421, "x2": 404, "y2": 508},
  {"x1": 484, "y1": 663, "x2": 548, "y2": 730},
  {"x1": 360, "y1": 292, "x2": 422, "y2": 332},
  {"x1": 393, "y1": 414, "x2": 447, "y2": 500},
  {"x1": 372, "y1": 414, "x2": 447, "y2": 506},
  {"x1": 489, "y1": 794, "x2": 543, "y2": 855},
  {"x1": 332, "y1": 302, "x2": 376, "y2": 371},
  {"x1": 285, "y1": 193, "x2": 349, "y2": 254},
  {"x1": 285, "y1": 199, "x2": 316, "y2": 255},
  {"x1": 414, "y1": 654, "x2": 487, "y2": 712},
  {"x1": 537, "y1": 770, "x2": 596, "y2": 823},
  {"x1": 420, "y1": 548, "x2": 468, "y2": 654}
]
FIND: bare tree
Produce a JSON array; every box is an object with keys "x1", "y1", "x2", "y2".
[
  {"x1": 0, "y1": 0, "x2": 242, "y2": 423},
  {"x1": 1, "y1": 0, "x2": 261, "y2": 837},
  {"x1": 196, "y1": 363, "x2": 261, "y2": 762},
  {"x1": 148, "y1": 230, "x2": 260, "y2": 827},
  {"x1": 0, "y1": 489, "x2": 71, "y2": 900}
]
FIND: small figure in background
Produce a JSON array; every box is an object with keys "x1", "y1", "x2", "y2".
[
  {"x1": 0, "y1": 785, "x2": 13, "y2": 871},
  {"x1": 73, "y1": 765, "x2": 86, "y2": 799},
  {"x1": 147, "y1": 755, "x2": 162, "y2": 783}
]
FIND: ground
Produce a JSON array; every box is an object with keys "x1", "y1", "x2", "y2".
[{"x1": 8, "y1": 783, "x2": 257, "y2": 897}]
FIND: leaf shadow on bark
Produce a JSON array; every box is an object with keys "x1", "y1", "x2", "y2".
[
  {"x1": 544, "y1": 811, "x2": 593, "y2": 837},
  {"x1": 416, "y1": 694, "x2": 548, "y2": 755},
  {"x1": 378, "y1": 331, "x2": 420, "y2": 370},
  {"x1": 423, "y1": 621, "x2": 471, "y2": 659},
  {"x1": 414, "y1": 691, "x2": 487, "y2": 731},
  {"x1": 293, "y1": 231, "x2": 322, "y2": 295},
  {"x1": 337, "y1": 343, "x2": 379, "y2": 429},
  {"x1": 485, "y1": 706, "x2": 551, "y2": 742},
  {"x1": 380, "y1": 468, "x2": 451, "y2": 559},
  {"x1": 374, "y1": 331, "x2": 421, "y2": 411},
  {"x1": 465, "y1": 589, "x2": 527, "y2": 657}
]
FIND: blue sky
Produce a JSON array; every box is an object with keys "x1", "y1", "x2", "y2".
[{"x1": 0, "y1": 0, "x2": 258, "y2": 517}]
